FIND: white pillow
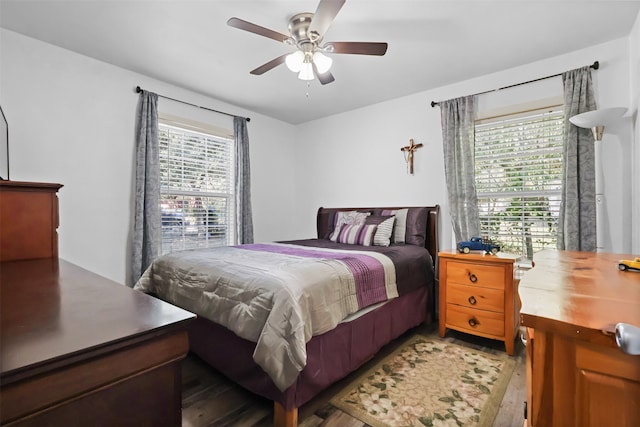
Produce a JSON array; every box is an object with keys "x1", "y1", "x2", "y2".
[
  {"x1": 392, "y1": 209, "x2": 409, "y2": 243},
  {"x1": 381, "y1": 208, "x2": 409, "y2": 243}
]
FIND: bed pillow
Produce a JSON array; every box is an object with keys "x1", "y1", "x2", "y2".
[
  {"x1": 365, "y1": 215, "x2": 396, "y2": 247},
  {"x1": 335, "y1": 224, "x2": 377, "y2": 246},
  {"x1": 404, "y1": 207, "x2": 429, "y2": 247},
  {"x1": 381, "y1": 208, "x2": 409, "y2": 243},
  {"x1": 379, "y1": 207, "x2": 429, "y2": 246},
  {"x1": 329, "y1": 211, "x2": 371, "y2": 242}
]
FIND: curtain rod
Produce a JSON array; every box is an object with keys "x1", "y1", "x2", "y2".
[
  {"x1": 430, "y1": 61, "x2": 599, "y2": 108},
  {"x1": 135, "y1": 86, "x2": 250, "y2": 122}
]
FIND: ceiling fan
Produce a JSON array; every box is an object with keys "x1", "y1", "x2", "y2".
[{"x1": 227, "y1": 0, "x2": 388, "y2": 85}]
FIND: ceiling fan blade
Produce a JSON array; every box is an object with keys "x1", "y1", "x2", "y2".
[
  {"x1": 326, "y1": 41, "x2": 388, "y2": 56},
  {"x1": 250, "y1": 54, "x2": 288, "y2": 75},
  {"x1": 313, "y1": 63, "x2": 335, "y2": 85},
  {"x1": 308, "y1": 0, "x2": 346, "y2": 38},
  {"x1": 227, "y1": 17, "x2": 289, "y2": 43}
]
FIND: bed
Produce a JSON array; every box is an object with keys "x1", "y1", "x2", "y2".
[{"x1": 134, "y1": 205, "x2": 439, "y2": 427}]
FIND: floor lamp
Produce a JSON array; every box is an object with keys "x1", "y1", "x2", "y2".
[{"x1": 569, "y1": 107, "x2": 627, "y2": 251}]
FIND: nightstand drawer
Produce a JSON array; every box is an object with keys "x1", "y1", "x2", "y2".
[
  {"x1": 446, "y1": 304, "x2": 505, "y2": 337},
  {"x1": 446, "y1": 282, "x2": 504, "y2": 312},
  {"x1": 447, "y1": 261, "x2": 505, "y2": 289}
]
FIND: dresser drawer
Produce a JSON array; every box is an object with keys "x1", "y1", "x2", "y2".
[
  {"x1": 446, "y1": 261, "x2": 505, "y2": 289},
  {"x1": 446, "y1": 282, "x2": 504, "y2": 313},
  {"x1": 446, "y1": 304, "x2": 505, "y2": 337}
]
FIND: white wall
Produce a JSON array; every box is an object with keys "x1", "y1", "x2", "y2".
[
  {"x1": 0, "y1": 29, "x2": 297, "y2": 285},
  {"x1": 2, "y1": 22, "x2": 637, "y2": 286},
  {"x1": 294, "y1": 37, "x2": 634, "y2": 254},
  {"x1": 630, "y1": 9, "x2": 640, "y2": 254}
]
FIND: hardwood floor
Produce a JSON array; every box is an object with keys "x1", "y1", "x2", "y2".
[{"x1": 181, "y1": 323, "x2": 527, "y2": 427}]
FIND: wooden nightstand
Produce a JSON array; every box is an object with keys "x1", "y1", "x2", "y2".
[{"x1": 438, "y1": 250, "x2": 521, "y2": 355}]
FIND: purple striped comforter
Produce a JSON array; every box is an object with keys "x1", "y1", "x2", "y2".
[
  {"x1": 242, "y1": 243, "x2": 394, "y2": 309},
  {"x1": 134, "y1": 242, "x2": 398, "y2": 391}
]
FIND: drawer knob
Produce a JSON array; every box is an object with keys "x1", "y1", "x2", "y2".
[
  {"x1": 468, "y1": 295, "x2": 477, "y2": 305},
  {"x1": 469, "y1": 273, "x2": 478, "y2": 283},
  {"x1": 468, "y1": 318, "x2": 478, "y2": 327}
]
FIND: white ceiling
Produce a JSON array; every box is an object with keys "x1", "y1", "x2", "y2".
[{"x1": 1, "y1": 0, "x2": 639, "y2": 124}]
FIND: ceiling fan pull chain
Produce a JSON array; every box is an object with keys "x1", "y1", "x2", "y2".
[{"x1": 306, "y1": 81, "x2": 311, "y2": 98}]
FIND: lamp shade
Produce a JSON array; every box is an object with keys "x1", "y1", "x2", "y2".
[
  {"x1": 285, "y1": 51, "x2": 304, "y2": 72},
  {"x1": 312, "y1": 51, "x2": 332, "y2": 74},
  {"x1": 298, "y1": 62, "x2": 314, "y2": 81},
  {"x1": 569, "y1": 107, "x2": 627, "y2": 128}
]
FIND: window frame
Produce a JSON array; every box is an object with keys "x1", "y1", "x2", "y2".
[
  {"x1": 157, "y1": 113, "x2": 236, "y2": 254},
  {"x1": 474, "y1": 104, "x2": 564, "y2": 260}
]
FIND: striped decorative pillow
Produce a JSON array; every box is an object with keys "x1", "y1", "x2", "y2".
[
  {"x1": 336, "y1": 224, "x2": 378, "y2": 246},
  {"x1": 329, "y1": 211, "x2": 371, "y2": 242},
  {"x1": 366, "y1": 216, "x2": 396, "y2": 247}
]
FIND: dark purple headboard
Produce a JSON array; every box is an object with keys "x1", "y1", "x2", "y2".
[{"x1": 316, "y1": 205, "x2": 440, "y2": 261}]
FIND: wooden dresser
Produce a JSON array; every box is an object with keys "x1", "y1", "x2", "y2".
[
  {"x1": 520, "y1": 249, "x2": 640, "y2": 427},
  {"x1": 439, "y1": 250, "x2": 521, "y2": 355},
  {"x1": 0, "y1": 181, "x2": 196, "y2": 426},
  {"x1": 0, "y1": 181, "x2": 63, "y2": 261}
]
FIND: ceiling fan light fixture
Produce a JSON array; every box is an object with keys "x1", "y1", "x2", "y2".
[
  {"x1": 298, "y1": 62, "x2": 315, "y2": 81},
  {"x1": 285, "y1": 50, "x2": 305, "y2": 72},
  {"x1": 228, "y1": 0, "x2": 387, "y2": 85},
  {"x1": 312, "y1": 51, "x2": 332, "y2": 73}
]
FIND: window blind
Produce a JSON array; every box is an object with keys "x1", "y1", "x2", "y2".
[
  {"x1": 159, "y1": 122, "x2": 235, "y2": 254},
  {"x1": 475, "y1": 108, "x2": 564, "y2": 260}
]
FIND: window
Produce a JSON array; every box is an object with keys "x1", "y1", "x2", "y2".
[
  {"x1": 158, "y1": 117, "x2": 235, "y2": 254},
  {"x1": 474, "y1": 107, "x2": 564, "y2": 260}
]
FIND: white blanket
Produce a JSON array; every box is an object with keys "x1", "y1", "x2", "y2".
[{"x1": 134, "y1": 243, "x2": 397, "y2": 391}]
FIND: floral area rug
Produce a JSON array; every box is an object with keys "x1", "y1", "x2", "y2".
[{"x1": 329, "y1": 335, "x2": 515, "y2": 427}]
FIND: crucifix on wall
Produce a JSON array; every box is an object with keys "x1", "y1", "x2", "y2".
[{"x1": 400, "y1": 139, "x2": 423, "y2": 174}]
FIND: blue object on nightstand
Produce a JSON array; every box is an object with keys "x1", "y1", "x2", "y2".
[{"x1": 457, "y1": 236, "x2": 500, "y2": 254}]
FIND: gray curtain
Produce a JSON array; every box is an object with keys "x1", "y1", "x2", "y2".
[
  {"x1": 440, "y1": 95, "x2": 480, "y2": 242},
  {"x1": 131, "y1": 90, "x2": 160, "y2": 284},
  {"x1": 234, "y1": 116, "x2": 254, "y2": 244},
  {"x1": 558, "y1": 66, "x2": 597, "y2": 251}
]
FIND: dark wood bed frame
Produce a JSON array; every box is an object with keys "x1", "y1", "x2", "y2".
[{"x1": 188, "y1": 205, "x2": 440, "y2": 427}]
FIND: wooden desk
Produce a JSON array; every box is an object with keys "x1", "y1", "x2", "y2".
[
  {"x1": 519, "y1": 249, "x2": 640, "y2": 427},
  {"x1": 0, "y1": 258, "x2": 196, "y2": 426}
]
